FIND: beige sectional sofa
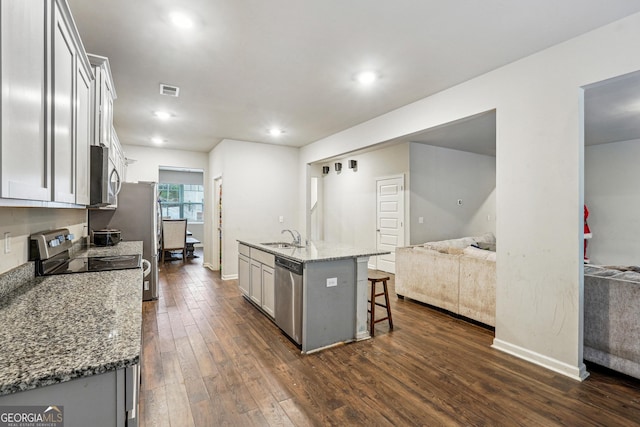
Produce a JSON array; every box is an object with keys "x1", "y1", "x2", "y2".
[
  {"x1": 395, "y1": 233, "x2": 496, "y2": 327},
  {"x1": 584, "y1": 265, "x2": 640, "y2": 379}
]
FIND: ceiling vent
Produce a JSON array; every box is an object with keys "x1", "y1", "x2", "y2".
[{"x1": 159, "y1": 84, "x2": 180, "y2": 97}]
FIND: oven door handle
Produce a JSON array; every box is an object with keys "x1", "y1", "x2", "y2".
[{"x1": 142, "y1": 259, "x2": 151, "y2": 277}]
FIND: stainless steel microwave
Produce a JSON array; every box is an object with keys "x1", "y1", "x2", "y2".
[{"x1": 90, "y1": 145, "x2": 119, "y2": 207}]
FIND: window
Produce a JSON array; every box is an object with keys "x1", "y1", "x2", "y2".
[{"x1": 158, "y1": 183, "x2": 204, "y2": 222}]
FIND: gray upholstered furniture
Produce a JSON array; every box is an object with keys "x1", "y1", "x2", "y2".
[
  {"x1": 584, "y1": 265, "x2": 640, "y2": 379},
  {"x1": 395, "y1": 233, "x2": 496, "y2": 327}
]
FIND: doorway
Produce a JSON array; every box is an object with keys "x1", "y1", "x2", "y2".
[
  {"x1": 213, "y1": 176, "x2": 223, "y2": 271},
  {"x1": 375, "y1": 175, "x2": 405, "y2": 273}
]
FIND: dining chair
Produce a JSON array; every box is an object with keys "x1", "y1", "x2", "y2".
[{"x1": 161, "y1": 219, "x2": 188, "y2": 262}]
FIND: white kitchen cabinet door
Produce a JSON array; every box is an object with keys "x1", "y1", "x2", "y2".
[
  {"x1": 52, "y1": 2, "x2": 76, "y2": 203},
  {"x1": 0, "y1": 0, "x2": 51, "y2": 201},
  {"x1": 75, "y1": 59, "x2": 92, "y2": 205},
  {"x1": 261, "y1": 264, "x2": 275, "y2": 318},
  {"x1": 88, "y1": 55, "x2": 117, "y2": 148},
  {"x1": 238, "y1": 254, "x2": 250, "y2": 296},
  {"x1": 103, "y1": 78, "x2": 114, "y2": 149},
  {"x1": 88, "y1": 55, "x2": 116, "y2": 148},
  {"x1": 250, "y1": 259, "x2": 262, "y2": 306}
]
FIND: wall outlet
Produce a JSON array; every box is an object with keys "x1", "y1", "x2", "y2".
[
  {"x1": 418, "y1": 216, "x2": 424, "y2": 224},
  {"x1": 326, "y1": 277, "x2": 337, "y2": 287},
  {"x1": 3, "y1": 232, "x2": 10, "y2": 254},
  {"x1": 279, "y1": 216, "x2": 284, "y2": 223}
]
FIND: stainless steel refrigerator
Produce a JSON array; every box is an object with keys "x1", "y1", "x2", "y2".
[{"x1": 88, "y1": 182, "x2": 160, "y2": 300}]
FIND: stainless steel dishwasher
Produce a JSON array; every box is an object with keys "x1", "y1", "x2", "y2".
[{"x1": 275, "y1": 256, "x2": 303, "y2": 345}]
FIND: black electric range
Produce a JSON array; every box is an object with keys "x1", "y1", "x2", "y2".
[{"x1": 29, "y1": 228, "x2": 141, "y2": 276}]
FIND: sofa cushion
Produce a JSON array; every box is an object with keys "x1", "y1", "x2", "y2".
[
  {"x1": 613, "y1": 271, "x2": 640, "y2": 282},
  {"x1": 476, "y1": 242, "x2": 496, "y2": 252},
  {"x1": 446, "y1": 247, "x2": 465, "y2": 255},
  {"x1": 424, "y1": 237, "x2": 476, "y2": 252},
  {"x1": 463, "y1": 246, "x2": 492, "y2": 260},
  {"x1": 585, "y1": 266, "x2": 640, "y2": 282},
  {"x1": 473, "y1": 232, "x2": 496, "y2": 245}
]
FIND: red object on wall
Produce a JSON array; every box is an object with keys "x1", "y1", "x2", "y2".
[
  {"x1": 584, "y1": 204, "x2": 592, "y2": 262},
  {"x1": 584, "y1": 205, "x2": 591, "y2": 235}
]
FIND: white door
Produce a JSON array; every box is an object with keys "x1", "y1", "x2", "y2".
[{"x1": 376, "y1": 176, "x2": 405, "y2": 273}]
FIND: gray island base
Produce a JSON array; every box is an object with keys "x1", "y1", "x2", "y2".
[{"x1": 237, "y1": 240, "x2": 390, "y2": 354}]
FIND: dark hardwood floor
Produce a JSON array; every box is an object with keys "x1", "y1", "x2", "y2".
[{"x1": 140, "y1": 252, "x2": 640, "y2": 426}]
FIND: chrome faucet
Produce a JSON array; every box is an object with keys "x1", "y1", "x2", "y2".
[{"x1": 281, "y1": 229, "x2": 301, "y2": 246}]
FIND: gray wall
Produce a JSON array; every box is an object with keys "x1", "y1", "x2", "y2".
[
  {"x1": 409, "y1": 143, "x2": 496, "y2": 244},
  {"x1": 585, "y1": 138, "x2": 640, "y2": 265},
  {"x1": 321, "y1": 143, "x2": 409, "y2": 248}
]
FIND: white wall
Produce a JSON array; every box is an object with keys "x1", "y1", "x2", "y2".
[
  {"x1": 121, "y1": 145, "x2": 208, "y2": 183},
  {"x1": 409, "y1": 143, "x2": 496, "y2": 244},
  {"x1": 299, "y1": 12, "x2": 640, "y2": 380},
  {"x1": 121, "y1": 144, "x2": 209, "y2": 248},
  {"x1": 206, "y1": 139, "x2": 299, "y2": 279},
  {"x1": 0, "y1": 208, "x2": 87, "y2": 274},
  {"x1": 320, "y1": 143, "x2": 409, "y2": 250},
  {"x1": 585, "y1": 139, "x2": 640, "y2": 265}
]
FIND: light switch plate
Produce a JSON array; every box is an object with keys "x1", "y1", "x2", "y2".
[{"x1": 326, "y1": 277, "x2": 337, "y2": 287}]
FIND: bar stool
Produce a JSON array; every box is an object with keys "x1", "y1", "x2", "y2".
[{"x1": 367, "y1": 274, "x2": 393, "y2": 336}]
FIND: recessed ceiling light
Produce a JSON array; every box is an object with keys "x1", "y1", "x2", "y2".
[
  {"x1": 356, "y1": 71, "x2": 377, "y2": 85},
  {"x1": 169, "y1": 12, "x2": 193, "y2": 29},
  {"x1": 268, "y1": 128, "x2": 284, "y2": 136},
  {"x1": 151, "y1": 137, "x2": 165, "y2": 145},
  {"x1": 153, "y1": 111, "x2": 171, "y2": 120}
]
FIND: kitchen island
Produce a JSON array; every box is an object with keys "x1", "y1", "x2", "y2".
[
  {"x1": 0, "y1": 242, "x2": 143, "y2": 425},
  {"x1": 238, "y1": 240, "x2": 389, "y2": 353}
]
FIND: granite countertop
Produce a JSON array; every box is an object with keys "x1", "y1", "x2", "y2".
[
  {"x1": 0, "y1": 243, "x2": 143, "y2": 396},
  {"x1": 238, "y1": 240, "x2": 389, "y2": 263},
  {"x1": 73, "y1": 241, "x2": 144, "y2": 258}
]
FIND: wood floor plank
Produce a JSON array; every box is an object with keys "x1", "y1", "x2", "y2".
[
  {"x1": 140, "y1": 385, "x2": 170, "y2": 427},
  {"x1": 140, "y1": 328, "x2": 164, "y2": 392},
  {"x1": 174, "y1": 335, "x2": 211, "y2": 404},
  {"x1": 164, "y1": 381, "x2": 196, "y2": 427},
  {"x1": 184, "y1": 323, "x2": 219, "y2": 378},
  {"x1": 139, "y1": 251, "x2": 640, "y2": 427},
  {"x1": 155, "y1": 311, "x2": 175, "y2": 353}
]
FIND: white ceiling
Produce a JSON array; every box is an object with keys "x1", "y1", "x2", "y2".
[
  {"x1": 585, "y1": 70, "x2": 640, "y2": 146},
  {"x1": 67, "y1": 1, "x2": 640, "y2": 153}
]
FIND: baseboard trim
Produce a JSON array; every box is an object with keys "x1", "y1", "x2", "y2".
[
  {"x1": 203, "y1": 263, "x2": 236, "y2": 280},
  {"x1": 492, "y1": 338, "x2": 590, "y2": 382}
]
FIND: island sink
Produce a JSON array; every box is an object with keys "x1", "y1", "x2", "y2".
[{"x1": 260, "y1": 242, "x2": 305, "y2": 249}]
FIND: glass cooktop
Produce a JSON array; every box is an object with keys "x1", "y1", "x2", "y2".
[{"x1": 44, "y1": 254, "x2": 142, "y2": 275}]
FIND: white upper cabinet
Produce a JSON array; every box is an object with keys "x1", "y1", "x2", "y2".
[
  {"x1": 52, "y1": 2, "x2": 76, "y2": 203},
  {"x1": 0, "y1": 0, "x2": 93, "y2": 206},
  {"x1": 88, "y1": 54, "x2": 117, "y2": 149},
  {"x1": 0, "y1": 0, "x2": 50, "y2": 201},
  {"x1": 76, "y1": 56, "x2": 92, "y2": 205}
]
